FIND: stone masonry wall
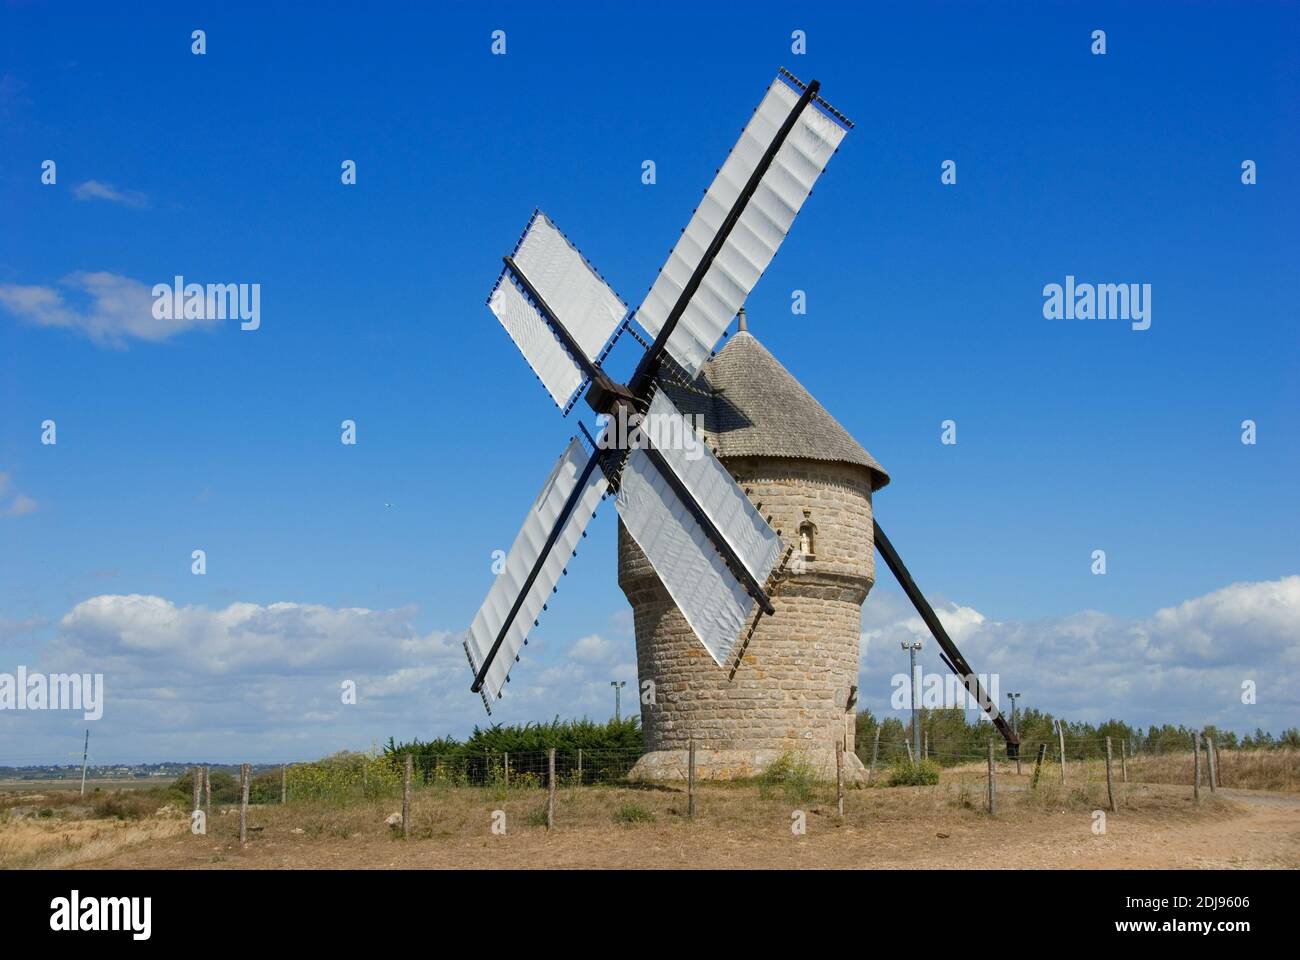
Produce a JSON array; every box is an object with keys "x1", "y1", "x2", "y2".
[{"x1": 618, "y1": 456, "x2": 876, "y2": 776}]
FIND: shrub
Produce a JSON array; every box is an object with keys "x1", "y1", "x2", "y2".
[
  {"x1": 171, "y1": 769, "x2": 239, "y2": 804},
  {"x1": 385, "y1": 717, "x2": 643, "y2": 787},
  {"x1": 887, "y1": 759, "x2": 941, "y2": 786},
  {"x1": 759, "y1": 752, "x2": 819, "y2": 803},
  {"x1": 91, "y1": 791, "x2": 160, "y2": 820},
  {"x1": 613, "y1": 803, "x2": 655, "y2": 825}
]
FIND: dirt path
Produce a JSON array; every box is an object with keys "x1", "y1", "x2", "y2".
[{"x1": 59, "y1": 782, "x2": 1300, "y2": 870}]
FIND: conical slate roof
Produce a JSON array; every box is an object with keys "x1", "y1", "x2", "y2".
[{"x1": 659, "y1": 328, "x2": 889, "y2": 491}]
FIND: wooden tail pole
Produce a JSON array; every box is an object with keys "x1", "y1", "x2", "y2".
[
  {"x1": 872, "y1": 520, "x2": 1019, "y2": 755},
  {"x1": 1120, "y1": 741, "x2": 1129, "y2": 783}
]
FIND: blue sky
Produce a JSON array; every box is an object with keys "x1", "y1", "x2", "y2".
[{"x1": 1, "y1": 2, "x2": 1297, "y2": 763}]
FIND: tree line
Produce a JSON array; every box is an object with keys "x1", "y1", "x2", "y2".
[{"x1": 854, "y1": 705, "x2": 1300, "y2": 767}]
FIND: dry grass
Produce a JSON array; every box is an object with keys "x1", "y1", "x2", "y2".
[
  {"x1": 0, "y1": 809, "x2": 188, "y2": 869},
  {"x1": 6, "y1": 762, "x2": 1297, "y2": 870},
  {"x1": 940, "y1": 748, "x2": 1300, "y2": 794},
  {"x1": 0, "y1": 785, "x2": 191, "y2": 868},
  {"x1": 48, "y1": 773, "x2": 1292, "y2": 870},
  {"x1": 1126, "y1": 748, "x2": 1300, "y2": 792}
]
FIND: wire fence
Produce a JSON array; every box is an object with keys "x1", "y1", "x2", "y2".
[{"x1": 10, "y1": 740, "x2": 1295, "y2": 802}]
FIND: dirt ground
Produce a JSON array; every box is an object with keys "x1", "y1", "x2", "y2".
[{"x1": 20, "y1": 774, "x2": 1298, "y2": 870}]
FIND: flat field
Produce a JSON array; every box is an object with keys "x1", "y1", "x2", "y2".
[{"x1": 3, "y1": 761, "x2": 1297, "y2": 869}]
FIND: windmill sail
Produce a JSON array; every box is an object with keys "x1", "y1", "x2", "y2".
[
  {"x1": 642, "y1": 390, "x2": 782, "y2": 587},
  {"x1": 487, "y1": 211, "x2": 626, "y2": 410},
  {"x1": 616, "y1": 445, "x2": 761, "y2": 668},
  {"x1": 634, "y1": 70, "x2": 850, "y2": 378},
  {"x1": 614, "y1": 390, "x2": 783, "y2": 666},
  {"x1": 464, "y1": 437, "x2": 609, "y2": 710}
]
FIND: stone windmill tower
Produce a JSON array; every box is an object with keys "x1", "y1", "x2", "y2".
[{"x1": 623, "y1": 312, "x2": 889, "y2": 781}]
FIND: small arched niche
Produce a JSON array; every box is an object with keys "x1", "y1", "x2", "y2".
[{"x1": 797, "y1": 512, "x2": 817, "y2": 563}]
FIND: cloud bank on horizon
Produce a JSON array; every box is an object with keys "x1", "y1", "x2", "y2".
[{"x1": 1, "y1": 575, "x2": 1294, "y2": 764}]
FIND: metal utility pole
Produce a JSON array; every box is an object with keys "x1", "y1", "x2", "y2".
[
  {"x1": 1007, "y1": 693, "x2": 1022, "y2": 775},
  {"x1": 79, "y1": 729, "x2": 90, "y2": 797},
  {"x1": 610, "y1": 680, "x2": 626, "y2": 723},
  {"x1": 901, "y1": 640, "x2": 923, "y2": 763}
]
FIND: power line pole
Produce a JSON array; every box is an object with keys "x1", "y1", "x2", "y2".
[
  {"x1": 609, "y1": 680, "x2": 626, "y2": 722},
  {"x1": 79, "y1": 729, "x2": 90, "y2": 797},
  {"x1": 901, "y1": 639, "x2": 922, "y2": 763}
]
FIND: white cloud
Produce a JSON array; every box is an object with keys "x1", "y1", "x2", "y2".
[
  {"x1": 73, "y1": 179, "x2": 148, "y2": 208},
  {"x1": 858, "y1": 576, "x2": 1300, "y2": 733},
  {"x1": 569, "y1": 633, "x2": 614, "y2": 662},
  {"x1": 14, "y1": 593, "x2": 635, "y2": 760},
  {"x1": 0, "y1": 271, "x2": 219, "y2": 346},
  {"x1": 55, "y1": 595, "x2": 452, "y2": 674}
]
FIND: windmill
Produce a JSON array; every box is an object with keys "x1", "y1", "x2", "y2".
[{"x1": 463, "y1": 68, "x2": 1019, "y2": 758}]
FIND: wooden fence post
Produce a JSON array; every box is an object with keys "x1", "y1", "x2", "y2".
[
  {"x1": 986, "y1": 742, "x2": 996, "y2": 815},
  {"x1": 1193, "y1": 732, "x2": 1202, "y2": 803},
  {"x1": 836, "y1": 740, "x2": 845, "y2": 818},
  {"x1": 281, "y1": 764, "x2": 287, "y2": 804},
  {"x1": 577, "y1": 748, "x2": 582, "y2": 784},
  {"x1": 867, "y1": 726, "x2": 881, "y2": 786},
  {"x1": 687, "y1": 739, "x2": 696, "y2": 819},
  {"x1": 923, "y1": 731, "x2": 928, "y2": 761},
  {"x1": 192, "y1": 766, "x2": 201, "y2": 815},
  {"x1": 904, "y1": 740, "x2": 914, "y2": 764},
  {"x1": 1057, "y1": 719, "x2": 1067, "y2": 784},
  {"x1": 1105, "y1": 737, "x2": 1117, "y2": 812},
  {"x1": 547, "y1": 748, "x2": 557, "y2": 829},
  {"x1": 504, "y1": 751, "x2": 510, "y2": 788},
  {"x1": 402, "y1": 754, "x2": 413, "y2": 838},
  {"x1": 1201, "y1": 728, "x2": 1211, "y2": 790},
  {"x1": 1031, "y1": 742, "x2": 1047, "y2": 790},
  {"x1": 239, "y1": 763, "x2": 249, "y2": 844},
  {"x1": 203, "y1": 766, "x2": 211, "y2": 822},
  {"x1": 1120, "y1": 741, "x2": 1129, "y2": 783}
]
